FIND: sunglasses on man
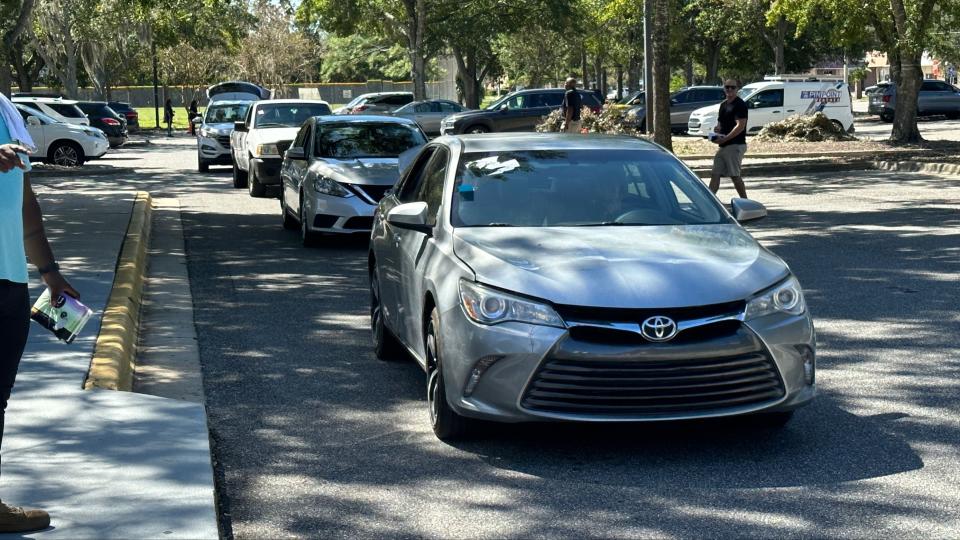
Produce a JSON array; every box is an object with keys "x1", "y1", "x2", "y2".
[{"x1": 724, "y1": 85, "x2": 737, "y2": 90}]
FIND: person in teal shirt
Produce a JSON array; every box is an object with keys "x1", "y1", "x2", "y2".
[{"x1": 0, "y1": 101, "x2": 78, "y2": 533}]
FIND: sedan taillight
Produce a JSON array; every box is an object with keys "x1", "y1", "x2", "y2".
[
  {"x1": 882, "y1": 95, "x2": 891, "y2": 103},
  {"x1": 352, "y1": 105, "x2": 369, "y2": 113},
  {"x1": 102, "y1": 117, "x2": 120, "y2": 126}
]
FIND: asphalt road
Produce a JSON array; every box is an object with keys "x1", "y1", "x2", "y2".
[{"x1": 32, "y1": 137, "x2": 960, "y2": 538}]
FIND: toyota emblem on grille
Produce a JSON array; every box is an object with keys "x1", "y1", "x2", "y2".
[{"x1": 641, "y1": 316, "x2": 678, "y2": 342}]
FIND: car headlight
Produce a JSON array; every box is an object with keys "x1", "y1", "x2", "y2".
[
  {"x1": 313, "y1": 176, "x2": 352, "y2": 198},
  {"x1": 200, "y1": 127, "x2": 215, "y2": 138},
  {"x1": 745, "y1": 276, "x2": 806, "y2": 320},
  {"x1": 459, "y1": 280, "x2": 565, "y2": 328},
  {"x1": 255, "y1": 143, "x2": 280, "y2": 157}
]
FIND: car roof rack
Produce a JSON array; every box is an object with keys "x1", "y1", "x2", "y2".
[
  {"x1": 763, "y1": 74, "x2": 845, "y2": 82},
  {"x1": 12, "y1": 92, "x2": 65, "y2": 98}
]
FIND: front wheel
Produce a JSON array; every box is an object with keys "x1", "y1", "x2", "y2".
[
  {"x1": 48, "y1": 141, "x2": 85, "y2": 167},
  {"x1": 880, "y1": 111, "x2": 894, "y2": 123},
  {"x1": 232, "y1": 158, "x2": 248, "y2": 188},
  {"x1": 248, "y1": 163, "x2": 267, "y2": 197},
  {"x1": 280, "y1": 188, "x2": 297, "y2": 230},
  {"x1": 370, "y1": 268, "x2": 403, "y2": 360},
  {"x1": 830, "y1": 120, "x2": 845, "y2": 133},
  {"x1": 426, "y1": 308, "x2": 472, "y2": 440},
  {"x1": 299, "y1": 196, "x2": 318, "y2": 247}
]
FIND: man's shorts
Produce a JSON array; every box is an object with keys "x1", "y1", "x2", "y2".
[
  {"x1": 713, "y1": 144, "x2": 747, "y2": 177},
  {"x1": 563, "y1": 120, "x2": 582, "y2": 134}
]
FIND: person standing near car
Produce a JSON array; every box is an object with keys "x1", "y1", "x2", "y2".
[
  {"x1": 709, "y1": 79, "x2": 749, "y2": 198},
  {"x1": 0, "y1": 92, "x2": 79, "y2": 533},
  {"x1": 163, "y1": 98, "x2": 174, "y2": 137},
  {"x1": 561, "y1": 77, "x2": 583, "y2": 134},
  {"x1": 186, "y1": 98, "x2": 199, "y2": 136}
]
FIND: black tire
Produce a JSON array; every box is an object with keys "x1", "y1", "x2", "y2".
[
  {"x1": 280, "y1": 188, "x2": 297, "y2": 230},
  {"x1": 299, "y1": 196, "x2": 318, "y2": 247},
  {"x1": 198, "y1": 157, "x2": 209, "y2": 172},
  {"x1": 248, "y1": 162, "x2": 267, "y2": 198},
  {"x1": 370, "y1": 267, "x2": 404, "y2": 360},
  {"x1": 830, "y1": 120, "x2": 845, "y2": 133},
  {"x1": 465, "y1": 125, "x2": 489, "y2": 134},
  {"x1": 880, "y1": 111, "x2": 894, "y2": 123},
  {"x1": 425, "y1": 308, "x2": 471, "y2": 440},
  {"x1": 232, "y1": 158, "x2": 248, "y2": 188},
  {"x1": 48, "y1": 141, "x2": 85, "y2": 167}
]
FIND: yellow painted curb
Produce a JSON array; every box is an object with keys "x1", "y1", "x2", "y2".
[{"x1": 84, "y1": 191, "x2": 152, "y2": 391}]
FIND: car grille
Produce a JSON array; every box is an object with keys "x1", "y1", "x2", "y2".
[
  {"x1": 343, "y1": 216, "x2": 374, "y2": 230},
  {"x1": 555, "y1": 300, "x2": 745, "y2": 325},
  {"x1": 216, "y1": 135, "x2": 230, "y2": 148},
  {"x1": 346, "y1": 184, "x2": 392, "y2": 203},
  {"x1": 521, "y1": 350, "x2": 784, "y2": 416}
]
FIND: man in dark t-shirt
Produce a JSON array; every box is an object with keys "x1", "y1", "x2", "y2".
[
  {"x1": 561, "y1": 77, "x2": 583, "y2": 133},
  {"x1": 710, "y1": 78, "x2": 749, "y2": 198}
]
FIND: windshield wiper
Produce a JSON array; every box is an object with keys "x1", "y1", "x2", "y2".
[
  {"x1": 581, "y1": 221, "x2": 627, "y2": 226},
  {"x1": 484, "y1": 223, "x2": 515, "y2": 227}
]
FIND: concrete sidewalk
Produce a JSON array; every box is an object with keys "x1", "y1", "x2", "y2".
[{"x1": 0, "y1": 189, "x2": 218, "y2": 539}]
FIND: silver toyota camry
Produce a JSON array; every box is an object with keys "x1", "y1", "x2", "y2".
[{"x1": 369, "y1": 133, "x2": 816, "y2": 440}]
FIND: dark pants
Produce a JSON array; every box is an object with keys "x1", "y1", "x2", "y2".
[{"x1": 0, "y1": 280, "x2": 30, "y2": 472}]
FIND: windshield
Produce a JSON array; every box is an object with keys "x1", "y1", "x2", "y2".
[
  {"x1": 452, "y1": 150, "x2": 729, "y2": 227},
  {"x1": 314, "y1": 123, "x2": 426, "y2": 158},
  {"x1": 619, "y1": 91, "x2": 644, "y2": 105},
  {"x1": 255, "y1": 103, "x2": 332, "y2": 128},
  {"x1": 485, "y1": 94, "x2": 511, "y2": 110},
  {"x1": 205, "y1": 103, "x2": 250, "y2": 124},
  {"x1": 738, "y1": 87, "x2": 757, "y2": 100}
]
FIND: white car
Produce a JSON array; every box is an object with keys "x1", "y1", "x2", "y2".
[
  {"x1": 12, "y1": 96, "x2": 91, "y2": 126},
  {"x1": 230, "y1": 99, "x2": 332, "y2": 197},
  {"x1": 687, "y1": 75, "x2": 855, "y2": 136},
  {"x1": 16, "y1": 104, "x2": 109, "y2": 166}
]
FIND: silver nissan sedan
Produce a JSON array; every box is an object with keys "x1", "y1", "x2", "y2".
[{"x1": 369, "y1": 133, "x2": 816, "y2": 440}]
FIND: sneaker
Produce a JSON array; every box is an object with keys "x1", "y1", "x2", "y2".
[{"x1": 0, "y1": 501, "x2": 50, "y2": 533}]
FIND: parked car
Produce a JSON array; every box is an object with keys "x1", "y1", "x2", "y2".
[
  {"x1": 390, "y1": 99, "x2": 468, "y2": 135},
  {"x1": 195, "y1": 100, "x2": 253, "y2": 172},
  {"x1": 336, "y1": 92, "x2": 414, "y2": 115},
  {"x1": 688, "y1": 76, "x2": 854, "y2": 136},
  {"x1": 619, "y1": 90, "x2": 644, "y2": 106},
  {"x1": 76, "y1": 101, "x2": 128, "y2": 147},
  {"x1": 16, "y1": 104, "x2": 109, "y2": 166},
  {"x1": 107, "y1": 101, "x2": 140, "y2": 131},
  {"x1": 868, "y1": 79, "x2": 960, "y2": 122},
  {"x1": 230, "y1": 99, "x2": 332, "y2": 197},
  {"x1": 368, "y1": 132, "x2": 816, "y2": 440},
  {"x1": 12, "y1": 96, "x2": 90, "y2": 126},
  {"x1": 279, "y1": 115, "x2": 427, "y2": 245},
  {"x1": 625, "y1": 86, "x2": 725, "y2": 133},
  {"x1": 439, "y1": 88, "x2": 603, "y2": 134},
  {"x1": 863, "y1": 82, "x2": 892, "y2": 96}
]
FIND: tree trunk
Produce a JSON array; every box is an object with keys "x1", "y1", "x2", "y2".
[
  {"x1": 405, "y1": 0, "x2": 427, "y2": 100},
  {"x1": 0, "y1": 64, "x2": 11, "y2": 97},
  {"x1": 706, "y1": 44, "x2": 721, "y2": 85},
  {"x1": 616, "y1": 65, "x2": 623, "y2": 101},
  {"x1": 651, "y1": 0, "x2": 671, "y2": 150},
  {"x1": 581, "y1": 46, "x2": 588, "y2": 88},
  {"x1": 685, "y1": 57, "x2": 693, "y2": 87},
  {"x1": 890, "y1": 53, "x2": 923, "y2": 143},
  {"x1": 452, "y1": 47, "x2": 486, "y2": 109}
]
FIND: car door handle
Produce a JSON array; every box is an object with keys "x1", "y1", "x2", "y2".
[
  {"x1": 786, "y1": 109, "x2": 795, "y2": 112},
  {"x1": 772, "y1": 110, "x2": 782, "y2": 113}
]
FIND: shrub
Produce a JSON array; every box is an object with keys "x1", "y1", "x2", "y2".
[{"x1": 536, "y1": 105, "x2": 647, "y2": 137}]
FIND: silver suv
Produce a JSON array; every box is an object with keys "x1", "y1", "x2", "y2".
[
  {"x1": 869, "y1": 79, "x2": 960, "y2": 122},
  {"x1": 337, "y1": 92, "x2": 414, "y2": 115}
]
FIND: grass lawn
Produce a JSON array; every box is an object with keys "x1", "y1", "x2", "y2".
[{"x1": 135, "y1": 107, "x2": 204, "y2": 131}]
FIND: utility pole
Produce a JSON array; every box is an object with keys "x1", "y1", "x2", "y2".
[
  {"x1": 643, "y1": 0, "x2": 654, "y2": 134},
  {"x1": 152, "y1": 41, "x2": 160, "y2": 129}
]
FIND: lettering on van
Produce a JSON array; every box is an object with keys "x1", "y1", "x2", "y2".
[{"x1": 800, "y1": 90, "x2": 842, "y2": 103}]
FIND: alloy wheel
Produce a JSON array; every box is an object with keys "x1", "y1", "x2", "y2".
[{"x1": 53, "y1": 144, "x2": 80, "y2": 167}]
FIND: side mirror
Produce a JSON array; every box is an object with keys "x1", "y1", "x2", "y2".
[
  {"x1": 731, "y1": 198, "x2": 767, "y2": 222},
  {"x1": 387, "y1": 201, "x2": 432, "y2": 234},
  {"x1": 285, "y1": 147, "x2": 306, "y2": 161},
  {"x1": 191, "y1": 116, "x2": 203, "y2": 126},
  {"x1": 747, "y1": 101, "x2": 757, "y2": 109},
  {"x1": 26, "y1": 116, "x2": 41, "y2": 127},
  {"x1": 234, "y1": 121, "x2": 247, "y2": 132}
]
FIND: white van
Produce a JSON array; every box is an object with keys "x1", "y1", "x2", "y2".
[
  {"x1": 687, "y1": 75, "x2": 854, "y2": 137},
  {"x1": 12, "y1": 96, "x2": 91, "y2": 126}
]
